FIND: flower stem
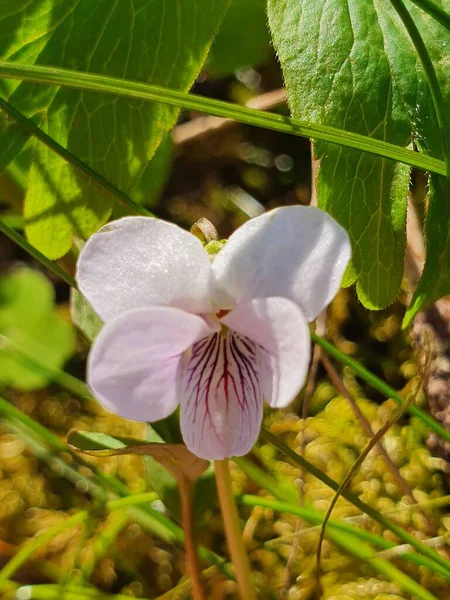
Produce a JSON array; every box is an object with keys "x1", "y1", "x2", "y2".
[
  {"x1": 178, "y1": 479, "x2": 206, "y2": 600},
  {"x1": 214, "y1": 460, "x2": 256, "y2": 600}
]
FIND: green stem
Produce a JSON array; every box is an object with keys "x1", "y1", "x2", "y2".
[
  {"x1": 406, "y1": 0, "x2": 450, "y2": 32},
  {"x1": 0, "y1": 220, "x2": 77, "y2": 288},
  {"x1": 214, "y1": 460, "x2": 256, "y2": 600},
  {"x1": 310, "y1": 331, "x2": 450, "y2": 442},
  {"x1": 389, "y1": 0, "x2": 450, "y2": 177},
  {"x1": 0, "y1": 61, "x2": 445, "y2": 176}
]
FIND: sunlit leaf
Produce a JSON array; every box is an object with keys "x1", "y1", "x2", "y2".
[
  {"x1": 113, "y1": 133, "x2": 173, "y2": 218},
  {"x1": 0, "y1": 0, "x2": 228, "y2": 258},
  {"x1": 268, "y1": 0, "x2": 450, "y2": 310}
]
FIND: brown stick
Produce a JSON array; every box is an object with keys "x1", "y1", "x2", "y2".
[{"x1": 179, "y1": 478, "x2": 206, "y2": 600}]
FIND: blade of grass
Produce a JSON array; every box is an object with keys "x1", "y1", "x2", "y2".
[
  {"x1": 320, "y1": 529, "x2": 438, "y2": 600},
  {"x1": 310, "y1": 331, "x2": 450, "y2": 442},
  {"x1": 233, "y1": 456, "x2": 297, "y2": 503},
  {"x1": 0, "y1": 220, "x2": 76, "y2": 288},
  {"x1": 154, "y1": 566, "x2": 218, "y2": 600},
  {"x1": 1, "y1": 338, "x2": 88, "y2": 397},
  {"x1": 406, "y1": 0, "x2": 450, "y2": 33},
  {"x1": 320, "y1": 352, "x2": 432, "y2": 518},
  {"x1": 325, "y1": 529, "x2": 439, "y2": 600},
  {"x1": 239, "y1": 495, "x2": 450, "y2": 583},
  {"x1": 260, "y1": 428, "x2": 450, "y2": 577},
  {"x1": 0, "y1": 62, "x2": 445, "y2": 176},
  {"x1": 3, "y1": 418, "x2": 179, "y2": 543},
  {"x1": 79, "y1": 511, "x2": 130, "y2": 582},
  {"x1": 236, "y1": 458, "x2": 450, "y2": 579}
]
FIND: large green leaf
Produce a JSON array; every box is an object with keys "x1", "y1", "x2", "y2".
[
  {"x1": 0, "y1": 268, "x2": 75, "y2": 390},
  {"x1": 0, "y1": 0, "x2": 228, "y2": 258},
  {"x1": 268, "y1": 0, "x2": 450, "y2": 310}
]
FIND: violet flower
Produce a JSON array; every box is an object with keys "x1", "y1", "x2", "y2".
[{"x1": 77, "y1": 206, "x2": 350, "y2": 460}]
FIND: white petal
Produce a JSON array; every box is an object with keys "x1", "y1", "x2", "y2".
[
  {"x1": 77, "y1": 216, "x2": 213, "y2": 321},
  {"x1": 88, "y1": 306, "x2": 216, "y2": 422},
  {"x1": 180, "y1": 330, "x2": 263, "y2": 460},
  {"x1": 221, "y1": 297, "x2": 310, "y2": 408},
  {"x1": 211, "y1": 206, "x2": 351, "y2": 321}
]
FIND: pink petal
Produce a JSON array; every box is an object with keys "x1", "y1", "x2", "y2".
[
  {"x1": 211, "y1": 206, "x2": 351, "y2": 321},
  {"x1": 77, "y1": 216, "x2": 213, "y2": 321},
  {"x1": 221, "y1": 297, "x2": 310, "y2": 408},
  {"x1": 180, "y1": 330, "x2": 263, "y2": 460},
  {"x1": 88, "y1": 307, "x2": 216, "y2": 422}
]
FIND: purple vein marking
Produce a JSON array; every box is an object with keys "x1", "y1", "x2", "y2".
[{"x1": 182, "y1": 328, "x2": 262, "y2": 453}]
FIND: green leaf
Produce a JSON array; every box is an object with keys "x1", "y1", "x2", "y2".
[
  {"x1": 0, "y1": 268, "x2": 75, "y2": 389},
  {"x1": 268, "y1": 0, "x2": 450, "y2": 309},
  {"x1": 206, "y1": 0, "x2": 272, "y2": 76},
  {"x1": 112, "y1": 133, "x2": 173, "y2": 219},
  {"x1": 0, "y1": 0, "x2": 228, "y2": 258}
]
